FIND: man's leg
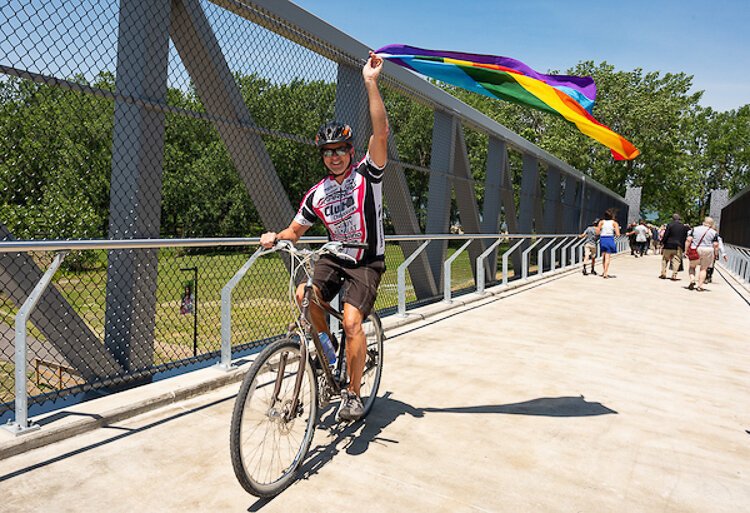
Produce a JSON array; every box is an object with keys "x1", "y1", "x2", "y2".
[
  {"x1": 296, "y1": 283, "x2": 330, "y2": 335},
  {"x1": 671, "y1": 249, "x2": 681, "y2": 279},
  {"x1": 342, "y1": 303, "x2": 366, "y2": 397}
]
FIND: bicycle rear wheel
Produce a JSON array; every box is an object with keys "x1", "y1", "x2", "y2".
[
  {"x1": 230, "y1": 338, "x2": 318, "y2": 497},
  {"x1": 358, "y1": 312, "x2": 384, "y2": 417}
]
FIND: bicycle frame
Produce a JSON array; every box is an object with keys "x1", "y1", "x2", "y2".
[{"x1": 271, "y1": 241, "x2": 352, "y2": 420}]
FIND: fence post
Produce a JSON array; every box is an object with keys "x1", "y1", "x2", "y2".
[
  {"x1": 397, "y1": 240, "x2": 431, "y2": 317},
  {"x1": 216, "y1": 247, "x2": 265, "y2": 371},
  {"x1": 502, "y1": 239, "x2": 526, "y2": 286},
  {"x1": 3, "y1": 252, "x2": 66, "y2": 436},
  {"x1": 444, "y1": 239, "x2": 474, "y2": 303},
  {"x1": 521, "y1": 237, "x2": 544, "y2": 280},
  {"x1": 476, "y1": 237, "x2": 506, "y2": 294},
  {"x1": 537, "y1": 237, "x2": 559, "y2": 276}
]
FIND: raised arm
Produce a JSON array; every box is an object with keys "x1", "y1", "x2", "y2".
[{"x1": 363, "y1": 51, "x2": 388, "y2": 168}]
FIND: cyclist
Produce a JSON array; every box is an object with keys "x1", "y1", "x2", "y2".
[{"x1": 260, "y1": 51, "x2": 388, "y2": 421}]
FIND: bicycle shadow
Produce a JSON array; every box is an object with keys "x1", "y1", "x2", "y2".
[{"x1": 247, "y1": 394, "x2": 615, "y2": 510}]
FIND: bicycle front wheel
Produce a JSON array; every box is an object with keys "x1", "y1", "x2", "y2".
[
  {"x1": 230, "y1": 338, "x2": 318, "y2": 497},
  {"x1": 358, "y1": 312, "x2": 384, "y2": 417}
]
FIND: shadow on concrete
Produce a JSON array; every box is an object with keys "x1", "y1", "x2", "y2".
[
  {"x1": 422, "y1": 395, "x2": 617, "y2": 417},
  {"x1": 248, "y1": 393, "x2": 615, "y2": 510}
]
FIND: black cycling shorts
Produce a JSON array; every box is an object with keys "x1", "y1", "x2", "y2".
[{"x1": 312, "y1": 256, "x2": 385, "y2": 318}]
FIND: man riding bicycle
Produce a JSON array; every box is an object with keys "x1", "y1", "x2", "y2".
[{"x1": 260, "y1": 51, "x2": 388, "y2": 421}]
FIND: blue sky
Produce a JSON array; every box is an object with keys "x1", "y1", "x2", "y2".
[{"x1": 293, "y1": 0, "x2": 749, "y2": 112}]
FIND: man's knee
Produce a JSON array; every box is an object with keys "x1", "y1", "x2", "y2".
[
  {"x1": 296, "y1": 284, "x2": 323, "y2": 305},
  {"x1": 342, "y1": 309, "x2": 364, "y2": 335}
]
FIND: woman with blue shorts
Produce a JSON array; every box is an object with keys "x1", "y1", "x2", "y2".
[{"x1": 597, "y1": 209, "x2": 621, "y2": 278}]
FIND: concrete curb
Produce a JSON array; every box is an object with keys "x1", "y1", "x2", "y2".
[{"x1": 0, "y1": 260, "x2": 594, "y2": 459}]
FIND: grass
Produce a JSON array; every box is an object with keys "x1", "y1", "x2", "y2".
[{"x1": 0, "y1": 241, "x2": 521, "y2": 403}]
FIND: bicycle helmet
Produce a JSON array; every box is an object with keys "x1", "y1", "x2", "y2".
[{"x1": 315, "y1": 121, "x2": 353, "y2": 148}]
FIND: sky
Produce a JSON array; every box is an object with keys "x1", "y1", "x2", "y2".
[{"x1": 292, "y1": 0, "x2": 749, "y2": 112}]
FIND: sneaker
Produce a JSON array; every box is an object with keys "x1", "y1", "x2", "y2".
[
  {"x1": 582, "y1": 268, "x2": 588, "y2": 276},
  {"x1": 658, "y1": 275, "x2": 666, "y2": 279},
  {"x1": 688, "y1": 282, "x2": 695, "y2": 290},
  {"x1": 336, "y1": 390, "x2": 364, "y2": 422},
  {"x1": 591, "y1": 269, "x2": 598, "y2": 276}
]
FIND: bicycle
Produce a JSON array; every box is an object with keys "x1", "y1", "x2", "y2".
[{"x1": 229, "y1": 240, "x2": 385, "y2": 497}]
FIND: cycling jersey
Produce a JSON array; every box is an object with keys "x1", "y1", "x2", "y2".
[{"x1": 294, "y1": 154, "x2": 385, "y2": 262}]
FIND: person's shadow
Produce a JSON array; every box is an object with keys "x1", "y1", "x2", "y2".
[{"x1": 248, "y1": 393, "x2": 615, "y2": 510}]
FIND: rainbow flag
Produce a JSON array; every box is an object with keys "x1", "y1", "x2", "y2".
[{"x1": 376, "y1": 44, "x2": 639, "y2": 161}]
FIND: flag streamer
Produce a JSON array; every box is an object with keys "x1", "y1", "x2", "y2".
[{"x1": 376, "y1": 44, "x2": 639, "y2": 160}]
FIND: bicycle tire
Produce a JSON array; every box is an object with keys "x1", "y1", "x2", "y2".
[
  {"x1": 359, "y1": 312, "x2": 384, "y2": 417},
  {"x1": 230, "y1": 338, "x2": 318, "y2": 497}
]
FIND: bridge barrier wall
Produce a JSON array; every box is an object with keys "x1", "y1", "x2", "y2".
[{"x1": 720, "y1": 186, "x2": 750, "y2": 247}]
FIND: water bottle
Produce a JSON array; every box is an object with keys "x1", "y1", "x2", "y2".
[{"x1": 318, "y1": 332, "x2": 337, "y2": 366}]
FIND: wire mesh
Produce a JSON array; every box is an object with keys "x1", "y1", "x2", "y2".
[{"x1": 0, "y1": 0, "x2": 627, "y2": 418}]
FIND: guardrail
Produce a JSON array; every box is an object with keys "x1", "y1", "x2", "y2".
[
  {"x1": 1, "y1": 233, "x2": 626, "y2": 435},
  {"x1": 721, "y1": 243, "x2": 750, "y2": 285}
]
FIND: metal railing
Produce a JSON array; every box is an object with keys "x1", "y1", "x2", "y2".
[
  {"x1": 721, "y1": 243, "x2": 750, "y2": 285},
  {"x1": 0, "y1": 233, "x2": 633, "y2": 434}
]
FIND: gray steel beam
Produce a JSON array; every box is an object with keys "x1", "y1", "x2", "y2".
[
  {"x1": 105, "y1": 0, "x2": 172, "y2": 372},
  {"x1": 170, "y1": 0, "x2": 295, "y2": 230},
  {"x1": 542, "y1": 166, "x2": 562, "y2": 270},
  {"x1": 425, "y1": 111, "x2": 455, "y2": 291},
  {"x1": 518, "y1": 154, "x2": 541, "y2": 235},
  {"x1": 480, "y1": 137, "x2": 505, "y2": 283},
  {"x1": 451, "y1": 123, "x2": 484, "y2": 282},
  {"x1": 336, "y1": 63, "x2": 437, "y2": 299},
  {"x1": 0, "y1": 225, "x2": 123, "y2": 380}
]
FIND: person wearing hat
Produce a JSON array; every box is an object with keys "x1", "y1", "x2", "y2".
[
  {"x1": 578, "y1": 218, "x2": 600, "y2": 275},
  {"x1": 260, "y1": 51, "x2": 388, "y2": 421},
  {"x1": 659, "y1": 213, "x2": 689, "y2": 280}
]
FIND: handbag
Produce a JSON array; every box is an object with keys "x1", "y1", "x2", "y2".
[{"x1": 686, "y1": 228, "x2": 711, "y2": 261}]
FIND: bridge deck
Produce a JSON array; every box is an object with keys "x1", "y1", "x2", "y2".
[{"x1": 2, "y1": 254, "x2": 749, "y2": 512}]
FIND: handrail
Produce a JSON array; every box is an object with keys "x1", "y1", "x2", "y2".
[{"x1": 0, "y1": 233, "x2": 584, "y2": 253}]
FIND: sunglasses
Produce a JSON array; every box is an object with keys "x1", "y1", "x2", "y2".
[{"x1": 320, "y1": 147, "x2": 350, "y2": 158}]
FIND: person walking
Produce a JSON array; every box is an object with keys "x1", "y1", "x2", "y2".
[
  {"x1": 578, "y1": 219, "x2": 599, "y2": 276},
  {"x1": 659, "y1": 214, "x2": 689, "y2": 280},
  {"x1": 701, "y1": 220, "x2": 728, "y2": 285},
  {"x1": 596, "y1": 209, "x2": 621, "y2": 278},
  {"x1": 634, "y1": 220, "x2": 649, "y2": 256},
  {"x1": 685, "y1": 217, "x2": 724, "y2": 291}
]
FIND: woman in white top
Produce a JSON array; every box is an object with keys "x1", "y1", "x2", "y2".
[
  {"x1": 596, "y1": 209, "x2": 621, "y2": 278},
  {"x1": 685, "y1": 216, "x2": 723, "y2": 291}
]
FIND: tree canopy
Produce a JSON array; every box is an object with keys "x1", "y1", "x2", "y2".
[{"x1": 1, "y1": 61, "x2": 747, "y2": 256}]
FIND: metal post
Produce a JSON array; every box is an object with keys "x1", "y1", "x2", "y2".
[
  {"x1": 537, "y1": 237, "x2": 559, "y2": 276},
  {"x1": 444, "y1": 240, "x2": 474, "y2": 303},
  {"x1": 397, "y1": 240, "x2": 431, "y2": 317},
  {"x1": 550, "y1": 237, "x2": 570, "y2": 272},
  {"x1": 216, "y1": 247, "x2": 265, "y2": 371},
  {"x1": 521, "y1": 238, "x2": 544, "y2": 280},
  {"x1": 476, "y1": 237, "x2": 506, "y2": 294},
  {"x1": 3, "y1": 252, "x2": 66, "y2": 436},
  {"x1": 502, "y1": 239, "x2": 526, "y2": 286},
  {"x1": 560, "y1": 238, "x2": 579, "y2": 268}
]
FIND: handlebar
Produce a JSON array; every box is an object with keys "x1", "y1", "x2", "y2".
[{"x1": 265, "y1": 239, "x2": 367, "y2": 264}]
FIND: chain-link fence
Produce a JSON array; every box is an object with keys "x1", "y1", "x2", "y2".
[{"x1": 1, "y1": 0, "x2": 627, "y2": 420}]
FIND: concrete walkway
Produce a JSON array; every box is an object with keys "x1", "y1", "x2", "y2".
[{"x1": 1, "y1": 254, "x2": 749, "y2": 512}]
